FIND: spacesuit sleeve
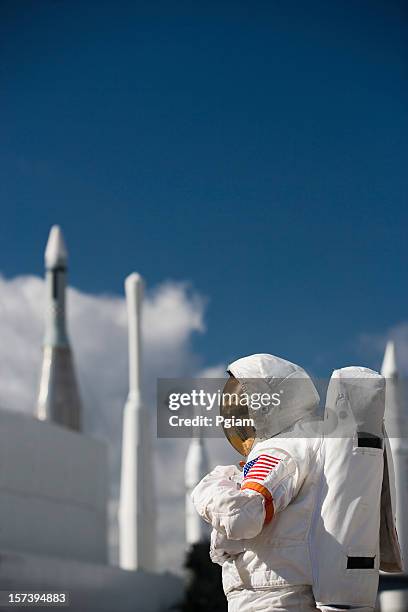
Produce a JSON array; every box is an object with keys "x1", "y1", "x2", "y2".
[
  {"x1": 191, "y1": 465, "x2": 267, "y2": 540},
  {"x1": 240, "y1": 449, "x2": 300, "y2": 521}
]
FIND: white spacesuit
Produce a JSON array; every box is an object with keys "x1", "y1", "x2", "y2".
[{"x1": 192, "y1": 354, "x2": 402, "y2": 612}]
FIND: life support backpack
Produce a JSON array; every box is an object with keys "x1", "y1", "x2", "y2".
[{"x1": 310, "y1": 367, "x2": 403, "y2": 609}]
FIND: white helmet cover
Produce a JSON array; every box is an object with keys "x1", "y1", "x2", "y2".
[{"x1": 228, "y1": 353, "x2": 320, "y2": 439}]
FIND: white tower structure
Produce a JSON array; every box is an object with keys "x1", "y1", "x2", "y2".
[
  {"x1": 36, "y1": 225, "x2": 82, "y2": 431},
  {"x1": 119, "y1": 273, "x2": 156, "y2": 571},
  {"x1": 379, "y1": 341, "x2": 408, "y2": 612},
  {"x1": 382, "y1": 340, "x2": 408, "y2": 572},
  {"x1": 185, "y1": 432, "x2": 210, "y2": 545}
]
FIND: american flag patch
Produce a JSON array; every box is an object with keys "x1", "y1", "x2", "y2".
[{"x1": 243, "y1": 454, "x2": 281, "y2": 482}]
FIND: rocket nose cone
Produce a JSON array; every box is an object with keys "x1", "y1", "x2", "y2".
[
  {"x1": 45, "y1": 225, "x2": 68, "y2": 268},
  {"x1": 381, "y1": 340, "x2": 398, "y2": 379},
  {"x1": 126, "y1": 272, "x2": 143, "y2": 283},
  {"x1": 125, "y1": 272, "x2": 144, "y2": 291}
]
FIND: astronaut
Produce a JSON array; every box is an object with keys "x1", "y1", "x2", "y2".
[{"x1": 191, "y1": 354, "x2": 402, "y2": 612}]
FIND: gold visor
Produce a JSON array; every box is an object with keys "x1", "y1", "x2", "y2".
[{"x1": 220, "y1": 375, "x2": 256, "y2": 456}]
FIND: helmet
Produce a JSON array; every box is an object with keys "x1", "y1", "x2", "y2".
[{"x1": 220, "y1": 353, "x2": 320, "y2": 455}]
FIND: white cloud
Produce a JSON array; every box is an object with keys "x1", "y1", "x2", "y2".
[{"x1": 0, "y1": 274, "x2": 236, "y2": 573}]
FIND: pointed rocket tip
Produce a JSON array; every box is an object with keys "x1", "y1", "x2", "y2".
[
  {"x1": 45, "y1": 225, "x2": 68, "y2": 268},
  {"x1": 381, "y1": 340, "x2": 398, "y2": 378},
  {"x1": 125, "y1": 272, "x2": 144, "y2": 289}
]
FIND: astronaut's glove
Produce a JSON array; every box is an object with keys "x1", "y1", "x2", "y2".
[
  {"x1": 209, "y1": 528, "x2": 246, "y2": 566},
  {"x1": 192, "y1": 464, "x2": 266, "y2": 539},
  {"x1": 241, "y1": 450, "x2": 299, "y2": 520},
  {"x1": 192, "y1": 465, "x2": 242, "y2": 521}
]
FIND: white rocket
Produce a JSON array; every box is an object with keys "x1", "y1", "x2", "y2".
[
  {"x1": 119, "y1": 273, "x2": 156, "y2": 572},
  {"x1": 36, "y1": 225, "x2": 82, "y2": 431},
  {"x1": 379, "y1": 340, "x2": 408, "y2": 612},
  {"x1": 185, "y1": 432, "x2": 210, "y2": 545},
  {"x1": 382, "y1": 340, "x2": 408, "y2": 572}
]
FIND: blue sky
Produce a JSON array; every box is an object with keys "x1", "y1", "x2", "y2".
[{"x1": 1, "y1": 0, "x2": 407, "y2": 376}]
